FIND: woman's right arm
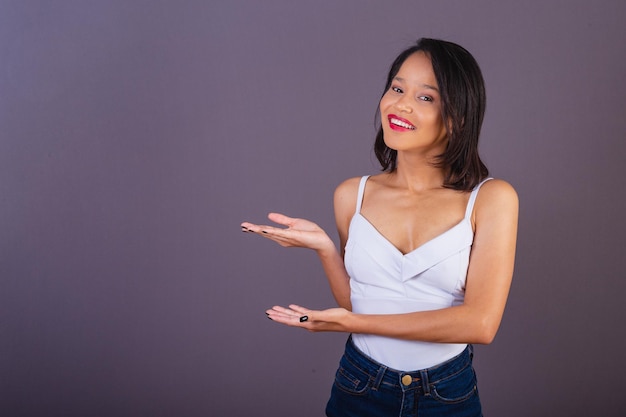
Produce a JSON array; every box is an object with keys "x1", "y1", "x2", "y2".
[
  {"x1": 322, "y1": 177, "x2": 360, "y2": 310},
  {"x1": 327, "y1": 177, "x2": 360, "y2": 309},
  {"x1": 240, "y1": 178, "x2": 359, "y2": 310}
]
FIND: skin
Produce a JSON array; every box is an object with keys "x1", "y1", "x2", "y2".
[{"x1": 241, "y1": 51, "x2": 518, "y2": 345}]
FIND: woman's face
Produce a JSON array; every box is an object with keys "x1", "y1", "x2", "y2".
[{"x1": 379, "y1": 51, "x2": 448, "y2": 156}]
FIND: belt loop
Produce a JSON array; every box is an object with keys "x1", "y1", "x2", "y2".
[
  {"x1": 372, "y1": 365, "x2": 387, "y2": 391},
  {"x1": 419, "y1": 369, "x2": 430, "y2": 395}
]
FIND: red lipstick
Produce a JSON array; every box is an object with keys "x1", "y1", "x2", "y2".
[{"x1": 387, "y1": 114, "x2": 416, "y2": 132}]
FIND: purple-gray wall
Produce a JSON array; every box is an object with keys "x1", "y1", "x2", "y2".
[{"x1": 2, "y1": 1, "x2": 625, "y2": 416}]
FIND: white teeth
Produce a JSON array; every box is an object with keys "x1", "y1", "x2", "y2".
[{"x1": 390, "y1": 118, "x2": 415, "y2": 129}]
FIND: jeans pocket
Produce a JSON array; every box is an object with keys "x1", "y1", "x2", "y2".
[
  {"x1": 430, "y1": 363, "x2": 478, "y2": 404},
  {"x1": 332, "y1": 356, "x2": 371, "y2": 395}
]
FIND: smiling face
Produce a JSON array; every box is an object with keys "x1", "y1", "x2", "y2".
[{"x1": 379, "y1": 51, "x2": 448, "y2": 157}]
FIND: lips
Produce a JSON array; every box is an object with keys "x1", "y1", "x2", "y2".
[{"x1": 387, "y1": 114, "x2": 416, "y2": 131}]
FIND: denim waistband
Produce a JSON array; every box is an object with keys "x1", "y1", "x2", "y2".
[{"x1": 343, "y1": 335, "x2": 473, "y2": 393}]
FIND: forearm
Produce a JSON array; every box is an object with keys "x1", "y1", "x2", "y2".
[
  {"x1": 346, "y1": 304, "x2": 501, "y2": 345},
  {"x1": 316, "y1": 245, "x2": 352, "y2": 311}
]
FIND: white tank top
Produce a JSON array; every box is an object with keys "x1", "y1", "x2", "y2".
[{"x1": 345, "y1": 175, "x2": 492, "y2": 371}]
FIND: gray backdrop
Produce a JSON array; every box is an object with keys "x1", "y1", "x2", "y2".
[{"x1": 2, "y1": 1, "x2": 625, "y2": 416}]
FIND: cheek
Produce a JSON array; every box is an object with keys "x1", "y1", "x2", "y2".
[
  {"x1": 379, "y1": 92, "x2": 394, "y2": 111},
  {"x1": 378, "y1": 100, "x2": 386, "y2": 115},
  {"x1": 434, "y1": 117, "x2": 449, "y2": 140},
  {"x1": 426, "y1": 110, "x2": 445, "y2": 130}
]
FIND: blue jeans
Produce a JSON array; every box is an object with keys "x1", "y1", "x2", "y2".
[{"x1": 326, "y1": 337, "x2": 482, "y2": 417}]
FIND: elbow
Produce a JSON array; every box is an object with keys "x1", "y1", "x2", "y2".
[
  {"x1": 475, "y1": 331, "x2": 496, "y2": 345},
  {"x1": 338, "y1": 299, "x2": 352, "y2": 312},
  {"x1": 472, "y1": 317, "x2": 500, "y2": 345}
]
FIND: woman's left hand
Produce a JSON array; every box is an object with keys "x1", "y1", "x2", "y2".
[{"x1": 266, "y1": 304, "x2": 352, "y2": 333}]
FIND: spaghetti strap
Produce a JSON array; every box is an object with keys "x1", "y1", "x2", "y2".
[
  {"x1": 464, "y1": 177, "x2": 493, "y2": 219},
  {"x1": 355, "y1": 176, "x2": 370, "y2": 214}
]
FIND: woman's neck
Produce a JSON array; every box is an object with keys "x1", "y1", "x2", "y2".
[{"x1": 391, "y1": 152, "x2": 447, "y2": 192}]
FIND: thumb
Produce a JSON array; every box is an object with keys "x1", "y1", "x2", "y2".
[{"x1": 268, "y1": 212, "x2": 294, "y2": 227}]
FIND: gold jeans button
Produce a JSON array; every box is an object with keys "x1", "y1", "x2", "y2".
[{"x1": 401, "y1": 375, "x2": 412, "y2": 386}]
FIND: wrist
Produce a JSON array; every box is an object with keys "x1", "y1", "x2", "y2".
[
  {"x1": 315, "y1": 238, "x2": 338, "y2": 258},
  {"x1": 342, "y1": 310, "x2": 359, "y2": 333}
]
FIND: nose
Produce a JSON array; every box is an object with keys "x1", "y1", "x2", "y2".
[{"x1": 394, "y1": 96, "x2": 413, "y2": 113}]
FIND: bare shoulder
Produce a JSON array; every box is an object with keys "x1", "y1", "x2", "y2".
[
  {"x1": 333, "y1": 176, "x2": 363, "y2": 228},
  {"x1": 334, "y1": 176, "x2": 362, "y2": 205},
  {"x1": 477, "y1": 179, "x2": 518, "y2": 204},
  {"x1": 474, "y1": 179, "x2": 519, "y2": 222}
]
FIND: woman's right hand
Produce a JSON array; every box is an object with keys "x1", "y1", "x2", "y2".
[{"x1": 241, "y1": 212, "x2": 334, "y2": 253}]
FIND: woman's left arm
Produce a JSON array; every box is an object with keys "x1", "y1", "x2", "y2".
[{"x1": 267, "y1": 180, "x2": 519, "y2": 345}]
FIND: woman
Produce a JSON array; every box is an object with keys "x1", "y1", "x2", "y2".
[{"x1": 241, "y1": 38, "x2": 518, "y2": 417}]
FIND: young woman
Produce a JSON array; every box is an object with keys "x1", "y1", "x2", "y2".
[{"x1": 241, "y1": 38, "x2": 518, "y2": 417}]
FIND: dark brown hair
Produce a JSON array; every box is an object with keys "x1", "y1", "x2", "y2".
[{"x1": 374, "y1": 38, "x2": 489, "y2": 191}]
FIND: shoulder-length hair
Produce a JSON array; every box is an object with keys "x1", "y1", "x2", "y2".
[{"x1": 374, "y1": 38, "x2": 489, "y2": 191}]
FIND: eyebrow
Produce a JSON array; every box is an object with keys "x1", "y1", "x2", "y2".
[{"x1": 393, "y1": 76, "x2": 439, "y2": 92}]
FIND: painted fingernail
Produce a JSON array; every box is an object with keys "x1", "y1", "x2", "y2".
[
  {"x1": 261, "y1": 230, "x2": 268, "y2": 234},
  {"x1": 299, "y1": 315, "x2": 308, "y2": 322}
]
